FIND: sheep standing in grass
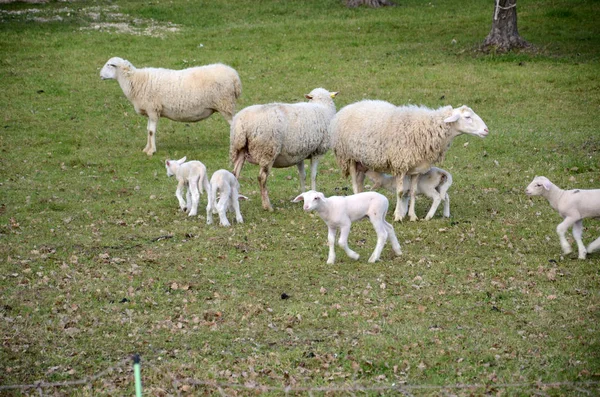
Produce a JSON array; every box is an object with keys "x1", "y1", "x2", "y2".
[
  {"x1": 206, "y1": 169, "x2": 247, "y2": 227},
  {"x1": 100, "y1": 57, "x2": 242, "y2": 156},
  {"x1": 292, "y1": 190, "x2": 402, "y2": 264},
  {"x1": 366, "y1": 167, "x2": 453, "y2": 220},
  {"x1": 525, "y1": 176, "x2": 600, "y2": 259},
  {"x1": 165, "y1": 156, "x2": 211, "y2": 220},
  {"x1": 230, "y1": 88, "x2": 338, "y2": 211},
  {"x1": 331, "y1": 102, "x2": 488, "y2": 221}
]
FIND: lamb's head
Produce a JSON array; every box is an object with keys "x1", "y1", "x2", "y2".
[
  {"x1": 525, "y1": 176, "x2": 553, "y2": 196},
  {"x1": 305, "y1": 88, "x2": 339, "y2": 103},
  {"x1": 292, "y1": 190, "x2": 326, "y2": 211},
  {"x1": 100, "y1": 57, "x2": 135, "y2": 80},
  {"x1": 444, "y1": 106, "x2": 488, "y2": 138},
  {"x1": 165, "y1": 156, "x2": 187, "y2": 177}
]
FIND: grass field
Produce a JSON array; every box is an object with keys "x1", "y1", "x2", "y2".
[{"x1": 1, "y1": 0, "x2": 599, "y2": 395}]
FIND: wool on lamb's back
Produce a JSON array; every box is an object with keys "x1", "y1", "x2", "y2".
[{"x1": 332, "y1": 101, "x2": 453, "y2": 177}]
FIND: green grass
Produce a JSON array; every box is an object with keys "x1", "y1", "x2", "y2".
[{"x1": 1, "y1": 0, "x2": 599, "y2": 395}]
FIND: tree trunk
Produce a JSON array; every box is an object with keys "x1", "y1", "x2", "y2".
[
  {"x1": 345, "y1": 0, "x2": 395, "y2": 8},
  {"x1": 482, "y1": 0, "x2": 530, "y2": 52}
]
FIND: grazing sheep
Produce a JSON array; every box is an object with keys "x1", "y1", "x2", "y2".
[
  {"x1": 100, "y1": 57, "x2": 242, "y2": 156},
  {"x1": 165, "y1": 156, "x2": 211, "y2": 220},
  {"x1": 525, "y1": 176, "x2": 600, "y2": 259},
  {"x1": 292, "y1": 190, "x2": 402, "y2": 264},
  {"x1": 206, "y1": 169, "x2": 247, "y2": 227},
  {"x1": 331, "y1": 101, "x2": 488, "y2": 221},
  {"x1": 230, "y1": 88, "x2": 338, "y2": 212},
  {"x1": 366, "y1": 167, "x2": 453, "y2": 220}
]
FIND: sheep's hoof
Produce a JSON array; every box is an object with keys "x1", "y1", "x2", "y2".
[{"x1": 409, "y1": 216, "x2": 418, "y2": 222}]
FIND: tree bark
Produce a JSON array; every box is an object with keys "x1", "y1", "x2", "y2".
[
  {"x1": 482, "y1": 0, "x2": 530, "y2": 52},
  {"x1": 345, "y1": 0, "x2": 395, "y2": 8}
]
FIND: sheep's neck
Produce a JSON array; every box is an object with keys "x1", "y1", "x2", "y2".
[
  {"x1": 543, "y1": 184, "x2": 565, "y2": 212},
  {"x1": 116, "y1": 73, "x2": 134, "y2": 99}
]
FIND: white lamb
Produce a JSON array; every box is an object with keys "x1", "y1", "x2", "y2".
[
  {"x1": 292, "y1": 190, "x2": 402, "y2": 264},
  {"x1": 525, "y1": 176, "x2": 600, "y2": 259},
  {"x1": 230, "y1": 88, "x2": 338, "y2": 212},
  {"x1": 206, "y1": 169, "x2": 247, "y2": 227},
  {"x1": 331, "y1": 102, "x2": 488, "y2": 221},
  {"x1": 165, "y1": 156, "x2": 211, "y2": 220},
  {"x1": 366, "y1": 167, "x2": 453, "y2": 220},
  {"x1": 100, "y1": 57, "x2": 242, "y2": 156}
]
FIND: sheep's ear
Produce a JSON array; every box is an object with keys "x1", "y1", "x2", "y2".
[
  {"x1": 292, "y1": 193, "x2": 305, "y2": 202},
  {"x1": 304, "y1": 94, "x2": 313, "y2": 100},
  {"x1": 177, "y1": 156, "x2": 187, "y2": 164},
  {"x1": 330, "y1": 92, "x2": 339, "y2": 98},
  {"x1": 444, "y1": 112, "x2": 460, "y2": 123}
]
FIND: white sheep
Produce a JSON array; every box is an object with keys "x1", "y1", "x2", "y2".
[
  {"x1": 366, "y1": 167, "x2": 453, "y2": 220},
  {"x1": 331, "y1": 101, "x2": 488, "y2": 221},
  {"x1": 100, "y1": 57, "x2": 242, "y2": 156},
  {"x1": 165, "y1": 156, "x2": 211, "y2": 220},
  {"x1": 206, "y1": 169, "x2": 247, "y2": 227},
  {"x1": 230, "y1": 88, "x2": 338, "y2": 212},
  {"x1": 292, "y1": 190, "x2": 402, "y2": 264},
  {"x1": 525, "y1": 176, "x2": 600, "y2": 259}
]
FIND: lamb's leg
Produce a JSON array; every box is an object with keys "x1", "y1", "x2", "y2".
[
  {"x1": 338, "y1": 224, "x2": 360, "y2": 261},
  {"x1": 296, "y1": 161, "x2": 306, "y2": 192},
  {"x1": 368, "y1": 220, "x2": 387, "y2": 263},
  {"x1": 188, "y1": 177, "x2": 200, "y2": 217},
  {"x1": 443, "y1": 193, "x2": 450, "y2": 218},
  {"x1": 217, "y1": 191, "x2": 231, "y2": 227},
  {"x1": 232, "y1": 150, "x2": 246, "y2": 179},
  {"x1": 408, "y1": 174, "x2": 420, "y2": 222},
  {"x1": 231, "y1": 186, "x2": 244, "y2": 224},
  {"x1": 399, "y1": 195, "x2": 409, "y2": 218},
  {"x1": 326, "y1": 226, "x2": 337, "y2": 264},
  {"x1": 385, "y1": 221, "x2": 402, "y2": 256},
  {"x1": 143, "y1": 117, "x2": 158, "y2": 156},
  {"x1": 586, "y1": 235, "x2": 600, "y2": 254},
  {"x1": 176, "y1": 180, "x2": 187, "y2": 212},
  {"x1": 572, "y1": 220, "x2": 587, "y2": 259},
  {"x1": 258, "y1": 164, "x2": 274, "y2": 212},
  {"x1": 393, "y1": 173, "x2": 406, "y2": 222},
  {"x1": 556, "y1": 217, "x2": 576, "y2": 255},
  {"x1": 424, "y1": 192, "x2": 443, "y2": 221},
  {"x1": 309, "y1": 156, "x2": 320, "y2": 191}
]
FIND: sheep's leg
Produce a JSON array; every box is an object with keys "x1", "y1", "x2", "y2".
[
  {"x1": 217, "y1": 192, "x2": 231, "y2": 227},
  {"x1": 385, "y1": 221, "x2": 402, "y2": 256},
  {"x1": 408, "y1": 174, "x2": 420, "y2": 222},
  {"x1": 232, "y1": 150, "x2": 246, "y2": 179},
  {"x1": 231, "y1": 186, "x2": 244, "y2": 224},
  {"x1": 587, "y1": 235, "x2": 600, "y2": 255},
  {"x1": 188, "y1": 178, "x2": 200, "y2": 217},
  {"x1": 297, "y1": 161, "x2": 306, "y2": 192},
  {"x1": 368, "y1": 220, "x2": 387, "y2": 263},
  {"x1": 572, "y1": 220, "x2": 587, "y2": 259},
  {"x1": 338, "y1": 224, "x2": 360, "y2": 261},
  {"x1": 176, "y1": 180, "x2": 187, "y2": 212},
  {"x1": 349, "y1": 162, "x2": 365, "y2": 193},
  {"x1": 326, "y1": 227, "x2": 337, "y2": 264},
  {"x1": 393, "y1": 173, "x2": 406, "y2": 222},
  {"x1": 258, "y1": 164, "x2": 274, "y2": 212},
  {"x1": 143, "y1": 117, "x2": 158, "y2": 156},
  {"x1": 556, "y1": 217, "x2": 576, "y2": 255},
  {"x1": 309, "y1": 156, "x2": 320, "y2": 191},
  {"x1": 443, "y1": 193, "x2": 450, "y2": 218}
]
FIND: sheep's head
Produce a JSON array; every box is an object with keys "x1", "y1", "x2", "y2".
[
  {"x1": 444, "y1": 106, "x2": 489, "y2": 138},
  {"x1": 525, "y1": 176, "x2": 553, "y2": 196},
  {"x1": 165, "y1": 156, "x2": 186, "y2": 177},
  {"x1": 100, "y1": 57, "x2": 134, "y2": 80},
  {"x1": 292, "y1": 190, "x2": 326, "y2": 211},
  {"x1": 305, "y1": 88, "x2": 339, "y2": 102}
]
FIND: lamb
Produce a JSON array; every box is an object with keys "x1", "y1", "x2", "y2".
[
  {"x1": 164, "y1": 156, "x2": 211, "y2": 220},
  {"x1": 366, "y1": 166, "x2": 453, "y2": 220},
  {"x1": 292, "y1": 190, "x2": 402, "y2": 264},
  {"x1": 525, "y1": 176, "x2": 600, "y2": 259},
  {"x1": 331, "y1": 101, "x2": 488, "y2": 221},
  {"x1": 206, "y1": 169, "x2": 247, "y2": 227},
  {"x1": 100, "y1": 57, "x2": 242, "y2": 156},
  {"x1": 230, "y1": 88, "x2": 338, "y2": 212}
]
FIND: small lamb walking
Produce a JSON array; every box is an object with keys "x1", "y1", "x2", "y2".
[
  {"x1": 525, "y1": 176, "x2": 600, "y2": 259},
  {"x1": 165, "y1": 157, "x2": 211, "y2": 220},
  {"x1": 292, "y1": 190, "x2": 402, "y2": 264},
  {"x1": 206, "y1": 169, "x2": 247, "y2": 227}
]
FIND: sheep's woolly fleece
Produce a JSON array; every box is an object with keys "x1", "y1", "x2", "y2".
[{"x1": 0, "y1": 4, "x2": 180, "y2": 37}]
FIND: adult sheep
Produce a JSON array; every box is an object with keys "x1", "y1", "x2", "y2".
[
  {"x1": 331, "y1": 101, "x2": 488, "y2": 221},
  {"x1": 230, "y1": 88, "x2": 338, "y2": 211},
  {"x1": 100, "y1": 57, "x2": 242, "y2": 156}
]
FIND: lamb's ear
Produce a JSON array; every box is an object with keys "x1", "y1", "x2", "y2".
[
  {"x1": 292, "y1": 193, "x2": 305, "y2": 202},
  {"x1": 330, "y1": 92, "x2": 339, "y2": 98},
  {"x1": 165, "y1": 160, "x2": 170, "y2": 166},
  {"x1": 238, "y1": 194, "x2": 249, "y2": 201},
  {"x1": 177, "y1": 156, "x2": 187, "y2": 164},
  {"x1": 542, "y1": 179, "x2": 552, "y2": 191},
  {"x1": 444, "y1": 112, "x2": 460, "y2": 123},
  {"x1": 304, "y1": 94, "x2": 313, "y2": 100}
]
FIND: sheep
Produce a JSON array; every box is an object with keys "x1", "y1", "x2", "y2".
[
  {"x1": 525, "y1": 176, "x2": 600, "y2": 259},
  {"x1": 366, "y1": 166, "x2": 453, "y2": 220},
  {"x1": 164, "y1": 156, "x2": 211, "y2": 220},
  {"x1": 292, "y1": 190, "x2": 402, "y2": 264},
  {"x1": 331, "y1": 101, "x2": 488, "y2": 221},
  {"x1": 206, "y1": 169, "x2": 248, "y2": 227},
  {"x1": 100, "y1": 57, "x2": 242, "y2": 156},
  {"x1": 230, "y1": 88, "x2": 338, "y2": 212}
]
